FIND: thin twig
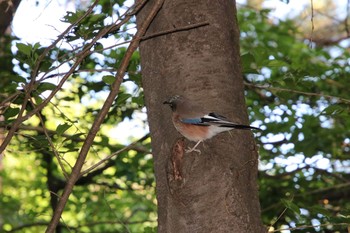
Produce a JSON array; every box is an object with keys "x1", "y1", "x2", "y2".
[
  {"x1": 142, "y1": 21, "x2": 210, "y2": 41},
  {"x1": 268, "y1": 207, "x2": 288, "y2": 232},
  {"x1": 309, "y1": 0, "x2": 314, "y2": 48}
]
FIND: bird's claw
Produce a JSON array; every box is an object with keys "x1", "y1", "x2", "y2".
[{"x1": 185, "y1": 147, "x2": 201, "y2": 154}]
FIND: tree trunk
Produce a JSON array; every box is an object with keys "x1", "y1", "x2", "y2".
[
  {"x1": 0, "y1": 0, "x2": 21, "y2": 35},
  {"x1": 137, "y1": 0, "x2": 266, "y2": 232}
]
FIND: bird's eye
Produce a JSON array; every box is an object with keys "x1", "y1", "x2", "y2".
[{"x1": 170, "y1": 103, "x2": 177, "y2": 111}]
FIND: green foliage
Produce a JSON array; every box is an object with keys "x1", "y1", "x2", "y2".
[{"x1": 239, "y1": 7, "x2": 350, "y2": 232}]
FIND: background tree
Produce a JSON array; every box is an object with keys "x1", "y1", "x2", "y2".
[{"x1": 1, "y1": 0, "x2": 350, "y2": 232}]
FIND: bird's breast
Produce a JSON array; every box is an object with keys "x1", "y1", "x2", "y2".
[{"x1": 172, "y1": 114, "x2": 210, "y2": 142}]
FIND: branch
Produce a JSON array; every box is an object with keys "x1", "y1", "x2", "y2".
[
  {"x1": 42, "y1": 20, "x2": 211, "y2": 81},
  {"x1": 261, "y1": 138, "x2": 289, "y2": 146},
  {"x1": 260, "y1": 166, "x2": 308, "y2": 179},
  {"x1": 141, "y1": 21, "x2": 209, "y2": 41},
  {"x1": 244, "y1": 82, "x2": 350, "y2": 104},
  {"x1": 311, "y1": 34, "x2": 350, "y2": 46},
  {"x1": 298, "y1": 181, "x2": 350, "y2": 197},
  {"x1": 45, "y1": 0, "x2": 165, "y2": 231}
]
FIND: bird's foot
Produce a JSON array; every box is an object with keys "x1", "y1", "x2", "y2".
[
  {"x1": 185, "y1": 147, "x2": 201, "y2": 154},
  {"x1": 185, "y1": 140, "x2": 202, "y2": 154}
]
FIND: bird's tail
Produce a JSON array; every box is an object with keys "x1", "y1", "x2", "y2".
[
  {"x1": 218, "y1": 123, "x2": 262, "y2": 131},
  {"x1": 200, "y1": 113, "x2": 262, "y2": 131}
]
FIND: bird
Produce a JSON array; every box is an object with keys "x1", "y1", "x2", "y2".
[{"x1": 163, "y1": 95, "x2": 261, "y2": 153}]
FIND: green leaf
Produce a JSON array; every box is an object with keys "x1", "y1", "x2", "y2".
[
  {"x1": 4, "y1": 107, "x2": 20, "y2": 118},
  {"x1": 102, "y1": 75, "x2": 115, "y2": 85},
  {"x1": 62, "y1": 133, "x2": 85, "y2": 143},
  {"x1": 241, "y1": 52, "x2": 259, "y2": 73},
  {"x1": 321, "y1": 104, "x2": 344, "y2": 116},
  {"x1": 132, "y1": 96, "x2": 144, "y2": 106},
  {"x1": 33, "y1": 95, "x2": 43, "y2": 105},
  {"x1": 37, "y1": 82, "x2": 57, "y2": 93},
  {"x1": 310, "y1": 206, "x2": 332, "y2": 218},
  {"x1": 62, "y1": 11, "x2": 84, "y2": 23},
  {"x1": 281, "y1": 199, "x2": 301, "y2": 215},
  {"x1": 39, "y1": 60, "x2": 53, "y2": 72},
  {"x1": 11, "y1": 75, "x2": 26, "y2": 83},
  {"x1": 265, "y1": 59, "x2": 288, "y2": 68},
  {"x1": 89, "y1": 13, "x2": 105, "y2": 23},
  {"x1": 56, "y1": 123, "x2": 72, "y2": 136},
  {"x1": 116, "y1": 93, "x2": 131, "y2": 105},
  {"x1": 94, "y1": 42, "x2": 103, "y2": 52},
  {"x1": 16, "y1": 43, "x2": 31, "y2": 56},
  {"x1": 143, "y1": 226, "x2": 157, "y2": 233},
  {"x1": 33, "y1": 42, "x2": 41, "y2": 51}
]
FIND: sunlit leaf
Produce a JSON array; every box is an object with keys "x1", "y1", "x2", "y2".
[
  {"x1": 102, "y1": 75, "x2": 115, "y2": 85},
  {"x1": 16, "y1": 43, "x2": 31, "y2": 56},
  {"x1": 56, "y1": 123, "x2": 72, "y2": 136}
]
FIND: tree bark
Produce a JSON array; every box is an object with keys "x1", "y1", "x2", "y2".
[
  {"x1": 137, "y1": 0, "x2": 266, "y2": 232},
  {"x1": 0, "y1": 0, "x2": 21, "y2": 35}
]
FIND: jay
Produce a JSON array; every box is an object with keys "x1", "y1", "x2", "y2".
[{"x1": 163, "y1": 95, "x2": 261, "y2": 153}]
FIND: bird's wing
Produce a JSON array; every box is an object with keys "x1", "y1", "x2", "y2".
[
  {"x1": 180, "y1": 112, "x2": 261, "y2": 130},
  {"x1": 180, "y1": 112, "x2": 230, "y2": 126},
  {"x1": 180, "y1": 116, "x2": 210, "y2": 126}
]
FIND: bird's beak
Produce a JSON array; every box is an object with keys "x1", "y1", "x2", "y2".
[{"x1": 163, "y1": 100, "x2": 170, "y2": 105}]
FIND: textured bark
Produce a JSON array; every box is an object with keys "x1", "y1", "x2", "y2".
[
  {"x1": 0, "y1": 0, "x2": 21, "y2": 35},
  {"x1": 137, "y1": 0, "x2": 266, "y2": 232}
]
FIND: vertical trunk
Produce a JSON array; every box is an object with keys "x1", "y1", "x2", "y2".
[
  {"x1": 137, "y1": 0, "x2": 266, "y2": 232},
  {"x1": 0, "y1": 0, "x2": 21, "y2": 34}
]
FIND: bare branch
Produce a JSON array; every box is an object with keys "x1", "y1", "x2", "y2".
[{"x1": 142, "y1": 21, "x2": 209, "y2": 41}]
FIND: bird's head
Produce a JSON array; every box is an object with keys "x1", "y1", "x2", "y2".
[{"x1": 163, "y1": 95, "x2": 183, "y2": 112}]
